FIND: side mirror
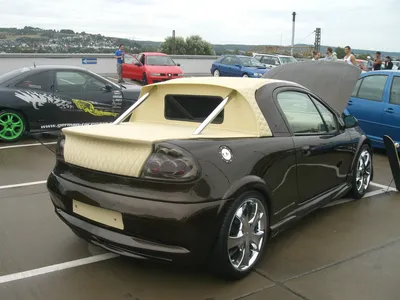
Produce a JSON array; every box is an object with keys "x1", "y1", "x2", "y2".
[
  {"x1": 343, "y1": 115, "x2": 358, "y2": 128},
  {"x1": 104, "y1": 84, "x2": 113, "y2": 92},
  {"x1": 134, "y1": 62, "x2": 142, "y2": 66},
  {"x1": 177, "y1": 63, "x2": 181, "y2": 66}
]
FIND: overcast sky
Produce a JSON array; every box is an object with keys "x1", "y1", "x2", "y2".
[{"x1": 0, "y1": 0, "x2": 398, "y2": 52}]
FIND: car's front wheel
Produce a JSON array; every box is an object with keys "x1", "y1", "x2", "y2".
[
  {"x1": 242, "y1": 74, "x2": 249, "y2": 78},
  {"x1": 351, "y1": 144, "x2": 372, "y2": 199},
  {"x1": 210, "y1": 191, "x2": 269, "y2": 280},
  {"x1": 213, "y1": 69, "x2": 220, "y2": 77},
  {"x1": 0, "y1": 109, "x2": 26, "y2": 142}
]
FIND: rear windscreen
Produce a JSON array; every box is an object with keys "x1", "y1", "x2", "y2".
[{"x1": 164, "y1": 94, "x2": 224, "y2": 124}]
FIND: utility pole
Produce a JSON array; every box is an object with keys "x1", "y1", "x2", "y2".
[
  {"x1": 172, "y1": 30, "x2": 176, "y2": 55},
  {"x1": 314, "y1": 28, "x2": 321, "y2": 53},
  {"x1": 291, "y1": 12, "x2": 296, "y2": 56}
]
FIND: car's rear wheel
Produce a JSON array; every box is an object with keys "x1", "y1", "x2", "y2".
[
  {"x1": 351, "y1": 144, "x2": 372, "y2": 199},
  {"x1": 213, "y1": 69, "x2": 220, "y2": 77},
  {"x1": 210, "y1": 191, "x2": 269, "y2": 280},
  {"x1": 242, "y1": 74, "x2": 249, "y2": 78},
  {"x1": 142, "y1": 73, "x2": 148, "y2": 85},
  {"x1": 0, "y1": 109, "x2": 26, "y2": 142}
]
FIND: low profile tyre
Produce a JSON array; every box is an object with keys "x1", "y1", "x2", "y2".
[
  {"x1": 351, "y1": 144, "x2": 372, "y2": 199},
  {"x1": 213, "y1": 69, "x2": 220, "y2": 77},
  {"x1": 0, "y1": 109, "x2": 26, "y2": 142},
  {"x1": 242, "y1": 74, "x2": 249, "y2": 78},
  {"x1": 142, "y1": 73, "x2": 148, "y2": 85},
  {"x1": 210, "y1": 191, "x2": 269, "y2": 280}
]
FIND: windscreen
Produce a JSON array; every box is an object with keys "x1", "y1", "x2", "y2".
[
  {"x1": 164, "y1": 94, "x2": 224, "y2": 124},
  {"x1": 279, "y1": 56, "x2": 297, "y2": 64},
  {"x1": 238, "y1": 57, "x2": 264, "y2": 68},
  {"x1": 146, "y1": 55, "x2": 176, "y2": 66},
  {"x1": 0, "y1": 67, "x2": 30, "y2": 85}
]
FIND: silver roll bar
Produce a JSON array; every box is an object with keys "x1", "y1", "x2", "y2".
[
  {"x1": 112, "y1": 88, "x2": 153, "y2": 125},
  {"x1": 192, "y1": 91, "x2": 235, "y2": 135}
]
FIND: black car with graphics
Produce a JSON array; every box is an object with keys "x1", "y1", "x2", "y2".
[
  {"x1": 0, "y1": 65, "x2": 141, "y2": 142},
  {"x1": 48, "y1": 61, "x2": 373, "y2": 280}
]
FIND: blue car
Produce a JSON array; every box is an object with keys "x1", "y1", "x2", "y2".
[
  {"x1": 210, "y1": 55, "x2": 270, "y2": 78},
  {"x1": 345, "y1": 70, "x2": 400, "y2": 149}
]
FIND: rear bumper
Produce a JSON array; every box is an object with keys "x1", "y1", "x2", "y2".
[{"x1": 47, "y1": 172, "x2": 232, "y2": 265}]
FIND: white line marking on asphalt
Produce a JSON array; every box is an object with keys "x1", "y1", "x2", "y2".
[
  {"x1": 0, "y1": 142, "x2": 57, "y2": 150},
  {"x1": 370, "y1": 181, "x2": 397, "y2": 191},
  {"x1": 0, "y1": 181, "x2": 47, "y2": 190},
  {"x1": 323, "y1": 184, "x2": 398, "y2": 208},
  {"x1": 0, "y1": 253, "x2": 119, "y2": 284}
]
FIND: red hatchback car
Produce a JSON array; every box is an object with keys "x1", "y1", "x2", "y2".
[{"x1": 122, "y1": 52, "x2": 184, "y2": 85}]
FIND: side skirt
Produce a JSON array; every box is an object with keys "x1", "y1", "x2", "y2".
[{"x1": 270, "y1": 182, "x2": 352, "y2": 235}]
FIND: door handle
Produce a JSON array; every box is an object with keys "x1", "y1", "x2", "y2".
[
  {"x1": 385, "y1": 108, "x2": 394, "y2": 113},
  {"x1": 301, "y1": 145, "x2": 311, "y2": 154}
]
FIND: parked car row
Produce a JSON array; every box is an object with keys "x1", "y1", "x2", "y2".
[{"x1": 210, "y1": 53, "x2": 298, "y2": 78}]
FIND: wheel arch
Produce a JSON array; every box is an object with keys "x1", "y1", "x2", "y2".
[
  {"x1": 350, "y1": 135, "x2": 373, "y2": 181},
  {"x1": 0, "y1": 106, "x2": 30, "y2": 131},
  {"x1": 222, "y1": 175, "x2": 274, "y2": 222}
]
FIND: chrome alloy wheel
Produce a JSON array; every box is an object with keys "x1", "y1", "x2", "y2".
[
  {"x1": 227, "y1": 198, "x2": 267, "y2": 271},
  {"x1": 356, "y1": 149, "x2": 372, "y2": 193}
]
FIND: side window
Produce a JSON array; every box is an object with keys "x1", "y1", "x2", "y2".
[
  {"x1": 55, "y1": 72, "x2": 106, "y2": 93},
  {"x1": 221, "y1": 57, "x2": 231, "y2": 65},
  {"x1": 356, "y1": 75, "x2": 388, "y2": 101},
  {"x1": 231, "y1": 58, "x2": 241, "y2": 66},
  {"x1": 312, "y1": 98, "x2": 338, "y2": 132},
  {"x1": 261, "y1": 56, "x2": 272, "y2": 65},
  {"x1": 277, "y1": 91, "x2": 327, "y2": 134},
  {"x1": 124, "y1": 54, "x2": 134, "y2": 64},
  {"x1": 351, "y1": 78, "x2": 362, "y2": 97},
  {"x1": 15, "y1": 71, "x2": 51, "y2": 92},
  {"x1": 390, "y1": 77, "x2": 400, "y2": 105},
  {"x1": 124, "y1": 55, "x2": 140, "y2": 65},
  {"x1": 271, "y1": 57, "x2": 280, "y2": 66},
  {"x1": 254, "y1": 55, "x2": 262, "y2": 61}
]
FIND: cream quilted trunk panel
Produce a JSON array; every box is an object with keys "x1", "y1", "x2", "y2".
[{"x1": 63, "y1": 134, "x2": 152, "y2": 177}]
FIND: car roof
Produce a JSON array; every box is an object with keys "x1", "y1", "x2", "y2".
[
  {"x1": 140, "y1": 52, "x2": 167, "y2": 56},
  {"x1": 361, "y1": 70, "x2": 400, "y2": 76},
  {"x1": 254, "y1": 53, "x2": 293, "y2": 57},
  {"x1": 26, "y1": 65, "x2": 88, "y2": 71}
]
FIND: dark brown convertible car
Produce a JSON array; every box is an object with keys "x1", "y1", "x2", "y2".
[{"x1": 47, "y1": 61, "x2": 372, "y2": 279}]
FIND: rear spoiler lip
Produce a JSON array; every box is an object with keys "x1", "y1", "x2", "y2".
[{"x1": 62, "y1": 125, "x2": 153, "y2": 145}]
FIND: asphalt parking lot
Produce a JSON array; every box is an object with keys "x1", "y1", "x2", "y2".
[{"x1": 0, "y1": 133, "x2": 399, "y2": 300}]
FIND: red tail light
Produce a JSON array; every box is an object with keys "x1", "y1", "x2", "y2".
[{"x1": 141, "y1": 144, "x2": 200, "y2": 181}]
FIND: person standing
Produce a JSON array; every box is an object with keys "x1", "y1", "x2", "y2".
[
  {"x1": 373, "y1": 51, "x2": 382, "y2": 71},
  {"x1": 115, "y1": 44, "x2": 125, "y2": 83},
  {"x1": 384, "y1": 56, "x2": 393, "y2": 70},
  {"x1": 325, "y1": 47, "x2": 337, "y2": 61},
  {"x1": 312, "y1": 51, "x2": 320, "y2": 60},
  {"x1": 343, "y1": 46, "x2": 357, "y2": 66},
  {"x1": 366, "y1": 56, "x2": 373, "y2": 71}
]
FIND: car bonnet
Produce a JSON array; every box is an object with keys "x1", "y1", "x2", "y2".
[{"x1": 262, "y1": 60, "x2": 361, "y2": 113}]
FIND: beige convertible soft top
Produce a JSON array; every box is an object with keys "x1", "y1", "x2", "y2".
[
  {"x1": 130, "y1": 77, "x2": 278, "y2": 137},
  {"x1": 62, "y1": 77, "x2": 281, "y2": 177}
]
